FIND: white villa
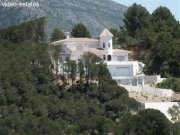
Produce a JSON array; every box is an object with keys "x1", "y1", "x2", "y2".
[{"x1": 51, "y1": 28, "x2": 145, "y2": 86}]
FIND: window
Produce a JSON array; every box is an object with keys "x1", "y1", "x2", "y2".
[
  {"x1": 117, "y1": 56, "x2": 125, "y2": 61},
  {"x1": 103, "y1": 43, "x2": 105, "y2": 48},
  {"x1": 107, "y1": 55, "x2": 111, "y2": 61},
  {"x1": 138, "y1": 79, "x2": 143, "y2": 86},
  {"x1": 103, "y1": 55, "x2": 106, "y2": 60},
  {"x1": 108, "y1": 43, "x2": 110, "y2": 47},
  {"x1": 132, "y1": 78, "x2": 137, "y2": 86}
]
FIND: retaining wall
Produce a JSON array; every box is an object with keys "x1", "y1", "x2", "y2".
[{"x1": 121, "y1": 85, "x2": 174, "y2": 97}]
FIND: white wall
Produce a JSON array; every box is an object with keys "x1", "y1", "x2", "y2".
[
  {"x1": 86, "y1": 42, "x2": 99, "y2": 49},
  {"x1": 70, "y1": 51, "x2": 84, "y2": 61},
  {"x1": 107, "y1": 65, "x2": 133, "y2": 76},
  {"x1": 112, "y1": 52, "x2": 129, "y2": 61},
  {"x1": 63, "y1": 41, "x2": 99, "y2": 51},
  {"x1": 143, "y1": 102, "x2": 180, "y2": 122},
  {"x1": 60, "y1": 41, "x2": 100, "y2": 51},
  {"x1": 106, "y1": 61, "x2": 140, "y2": 77},
  {"x1": 63, "y1": 42, "x2": 76, "y2": 50},
  {"x1": 121, "y1": 85, "x2": 175, "y2": 97},
  {"x1": 100, "y1": 36, "x2": 113, "y2": 55},
  {"x1": 132, "y1": 61, "x2": 139, "y2": 75}
]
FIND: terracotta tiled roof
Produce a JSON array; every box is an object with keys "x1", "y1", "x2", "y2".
[
  {"x1": 51, "y1": 38, "x2": 99, "y2": 45},
  {"x1": 100, "y1": 28, "x2": 113, "y2": 37},
  {"x1": 87, "y1": 48, "x2": 106, "y2": 56}
]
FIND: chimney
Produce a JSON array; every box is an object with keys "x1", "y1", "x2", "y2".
[{"x1": 65, "y1": 32, "x2": 70, "y2": 39}]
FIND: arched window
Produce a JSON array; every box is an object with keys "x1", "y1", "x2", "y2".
[
  {"x1": 107, "y1": 55, "x2": 111, "y2": 61},
  {"x1": 108, "y1": 43, "x2": 111, "y2": 48},
  {"x1": 103, "y1": 43, "x2": 105, "y2": 48}
]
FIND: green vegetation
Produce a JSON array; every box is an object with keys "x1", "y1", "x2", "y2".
[
  {"x1": 157, "y1": 78, "x2": 180, "y2": 92},
  {"x1": 0, "y1": 17, "x2": 138, "y2": 134},
  {"x1": 49, "y1": 45, "x2": 63, "y2": 76},
  {"x1": 113, "y1": 4, "x2": 180, "y2": 78},
  {"x1": 168, "y1": 105, "x2": 180, "y2": 123},
  {"x1": 0, "y1": 34, "x2": 140, "y2": 133},
  {"x1": 123, "y1": 3, "x2": 150, "y2": 38},
  {"x1": 51, "y1": 28, "x2": 66, "y2": 42},
  {"x1": 0, "y1": 17, "x2": 47, "y2": 43},
  {"x1": 121, "y1": 109, "x2": 172, "y2": 135},
  {"x1": 0, "y1": 5, "x2": 179, "y2": 134},
  {"x1": 71, "y1": 23, "x2": 91, "y2": 38},
  {"x1": 168, "y1": 105, "x2": 180, "y2": 135}
]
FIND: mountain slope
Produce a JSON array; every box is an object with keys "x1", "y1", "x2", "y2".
[{"x1": 0, "y1": 0, "x2": 127, "y2": 36}]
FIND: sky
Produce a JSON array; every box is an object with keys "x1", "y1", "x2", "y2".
[{"x1": 113, "y1": 0, "x2": 180, "y2": 21}]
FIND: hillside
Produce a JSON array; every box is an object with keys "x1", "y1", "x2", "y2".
[
  {"x1": 0, "y1": 18, "x2": 139, "y2": 134},
  {"x1": 0, "y1": 0, "x2": 127, "y2": 36},
  {"x1": 0, "y1": 15, "x2": 179, "y2": 135}
]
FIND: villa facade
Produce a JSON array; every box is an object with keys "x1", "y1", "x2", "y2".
[{"x1": 51, "y1": 28, "x2": 145, "y2": 86}]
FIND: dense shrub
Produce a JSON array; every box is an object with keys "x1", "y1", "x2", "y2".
[{"x1": 157, "y1": 78, "x2": 180, "y2": 92}]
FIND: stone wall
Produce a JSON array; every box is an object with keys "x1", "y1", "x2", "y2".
[
  {"x1": 144, "y1": 75, "x2": 166, "y2": 84},
  {"x1": 121, "y1": 85, "x2": 174, "y2": 97}
]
